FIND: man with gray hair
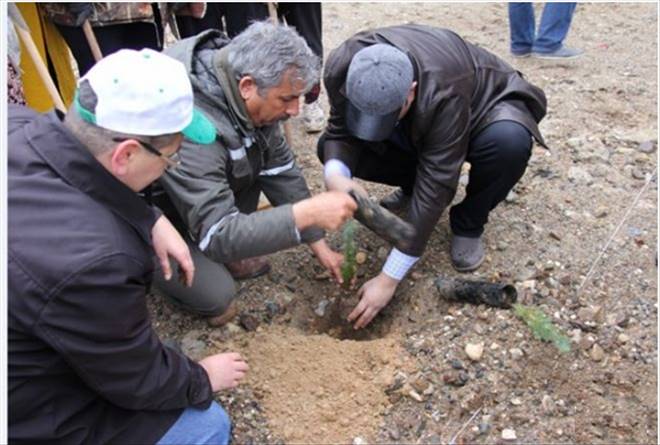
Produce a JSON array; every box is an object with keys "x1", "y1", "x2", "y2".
[
  {"x1": 154, "y1": 21, "x2": 356, "y2": 326},
  {"x1": 9, "y1": 49, "x2": 247, "y2": 444},
  {"x1": 319, "y1": 25, "x2": 548, "y2": 329}
]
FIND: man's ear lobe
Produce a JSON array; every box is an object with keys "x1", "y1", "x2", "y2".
[
  {"x1": 109, "y1": 140, "x2": 137, "y2": 176},
  {"x1": 238, "y1": 76, "x2": 257, "y2": 100}
]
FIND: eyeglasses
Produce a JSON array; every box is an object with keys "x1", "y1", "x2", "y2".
[{"x1": 112, "y1": 137, "x2": 181, "y2": 169}]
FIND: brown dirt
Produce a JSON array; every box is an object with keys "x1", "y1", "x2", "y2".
[
  {"x1": 222, "y1": 325, "x2": 412, "y2": 444},
  {"x1": 150, "y1": 3, "x2": 658, "y2": 444}
]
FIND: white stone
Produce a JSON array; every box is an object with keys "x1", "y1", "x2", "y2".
[
  {"x1": 502, "y1": 428, "x2": 517, "y2": 441},
  {"x1": 465, "y1": 342, "x2": 484, "y2": 361}
]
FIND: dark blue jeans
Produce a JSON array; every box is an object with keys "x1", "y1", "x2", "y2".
[{"x1": 509, "y1": 2, "x2": 577, "y2": 54}]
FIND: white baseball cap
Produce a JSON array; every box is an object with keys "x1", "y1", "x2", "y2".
[{"x1": 74, "y1": 48, "x2": 215, "y2": 144}]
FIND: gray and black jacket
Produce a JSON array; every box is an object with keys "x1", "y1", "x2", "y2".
[{"x1": 158, "y1": 30, "x2": 323, "y2": 263}]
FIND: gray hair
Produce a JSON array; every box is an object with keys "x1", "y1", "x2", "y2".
[
  {"x1": 226, "y1": 21, "x2": 319, "y2": 96},
  {"x1": 64, "y1": 104, "x2": 178, "y2": 156}
]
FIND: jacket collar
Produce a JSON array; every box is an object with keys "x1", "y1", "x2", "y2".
[
  {"x1": 24, "y1": 111, "x2": 155, "y2": 245},
  {"x1": 213, "y1": 47, "x2": 254, "y2": 134}
]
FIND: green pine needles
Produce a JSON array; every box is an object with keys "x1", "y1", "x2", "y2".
[
  {"x1": 340, "y1": 220, "x2": 357, "y2": 288},
  {"x1": 513, "y1": 304, "x2": 571, "y2": 353}
]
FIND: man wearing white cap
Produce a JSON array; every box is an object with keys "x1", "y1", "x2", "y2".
[
  {"x1": 319, "y1": 25, "x2": 548, "y2": 329},
  {"x1": 8, "y1": 49, "x2": 245, "y2": 444}
]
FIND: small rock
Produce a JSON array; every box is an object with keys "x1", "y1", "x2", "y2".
[
  {"x1": 465, "y1": 343, "x2": 484, "y2": 361},
  {"x1": 180, "y1": 330, "x2": 207, "y2": 361},
  {"x1": 505, "y1": 190, "x2": 518, "y2": 203},
  {"x1": 355, "y1": 251, "x2": 367, "y2": 264},
  {"x1": 313, "y1": 271, "x2": 332, "y2": 281},
  {"x1": 502, "y1": 428, "x2": 517, "y2": 441},
  {"x1": 590, "y1": 343, "x2": 605, "y2": 362},
  {"x1": 239, "y1": 313, "x2": 260, "y2": 332},
  {"x1": 510, "y1": 397, "x2": 523, "y2": 406},
  {"x1": 443, "y1": 370, "x2": 470, "y2": 387},
  {"x1": 617, "y1": 333, "x2": 630, "y2": 344},
  {"x1": 478, "y1": 422, "x2": 491, "y2": 435},
  {"x1": 407, "y1": 389, "x2": 424, "y2": 402},
  {"x1": 224, "y1": 322, "x2": 243, "y2": 335},
  {"x1": 567, "y1": 166, "x2": 593, "y2": 185},
  {"x1": 509, "y1": 348, "x2": 524, "y2": 360},
  {"x1": 450, "y1": 359, "x2": 465, "y2": 370},
  {"x1": 496, "y1": 241, "x2": 508, "y2": 251},
  {"x1": 595, "y1": 207, "x2": 609, "y2": 218},
  {"x1": 579, "y1": 335, "x2": 595, "y2": 350},
  {"x1": 388, "y1": 428, "x2": 401, "y2": 441},
  {"x1": 631, "y1": 167, "x2": 647, "y2": 180},
  {"x1": 410, "y1": 271, "x2": 423, "y2": 280},
  {"x1": 541, "y1": 394, "x2": 554, "y2": 414},
  {"x1": 314, "y1": 299, "x2": 330, "y2": 317},
  {"x1": 637, "y1": 140, "x2": 657, "y2": 153},
  {"x1": 265, "y1": 301, "x2": 281, "y2": 318},
  {"x1": 352, "y1": 437, "x2": 367, "y2": 445},
  {"x1": 377, "y1": 247, "x2": 389, "y2": 260}
]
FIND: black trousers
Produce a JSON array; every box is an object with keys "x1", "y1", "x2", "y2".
[
  {"x1": 56, "y1": 19, "x2": 163, "y2": 76},
  {"x1": 176, "y1": 3, "x2": 323, "y2": 103},
  {"x1": 318, "y1": 120, "x2": 533, "y2": 237}
]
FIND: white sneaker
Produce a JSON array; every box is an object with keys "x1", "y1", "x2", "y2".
[{"x1": 302, "y1": 101, "x2": 325, "y2": 133}]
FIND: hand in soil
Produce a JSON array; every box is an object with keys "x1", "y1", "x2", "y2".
[
  {"x1": 199, "y1": 352, "x2": 249, "y2": 391},
  {"x1": 348, "y1": 272, "x2": 398, "y2": 329},
  {"x1": 151, "y1": 214, "x2": 195, "y2": 286},
  {"x1": 309, "y1": 239, "x2": 345, "y2": 284}
]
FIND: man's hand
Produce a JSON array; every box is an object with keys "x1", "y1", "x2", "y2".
[
  {"x1": 348, "y1": 272, "x2": 399, "y2": 329},
  {"x1": 151, "y1": 215, "x2": 195, "y2": 287},
  {"x1": 198, "y1": 352, "x2": 249, "y2": 391},
  {"x1": 309, "y1": 239, "x2": 344, "y2": 284},
  {"x1": 292, "y1": 191, "x2": 357, "y2": 231},
  {"x1": 325, "y1": 174, "x2": 368, "y2": 197}
]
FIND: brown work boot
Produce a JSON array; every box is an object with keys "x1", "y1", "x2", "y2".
[
  {"x1": 225, "y1": 256, "x2": 271, "y2": 281},
  {"x1": 207, "y1": 302, "x2": 238, "y2": 328}
]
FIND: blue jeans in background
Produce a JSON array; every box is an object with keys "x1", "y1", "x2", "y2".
[
  {"x1": 156, "y1": 402, "x2": 231, "y2": 445},
  {"x1": 508, "y1": 2, "x2": 577, "y2": 55}
]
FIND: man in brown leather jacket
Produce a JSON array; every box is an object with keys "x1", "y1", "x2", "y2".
[{"x1": 318, "y1": 25, "x2": 547, "y2": 329}]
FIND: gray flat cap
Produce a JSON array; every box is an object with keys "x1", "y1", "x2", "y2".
[{"x1": 345, "y1": 44, "x2": 414, "y2": 141}]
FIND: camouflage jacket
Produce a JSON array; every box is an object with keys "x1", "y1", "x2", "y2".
[{"x1": 41, "y1": 3, "x2": 159, "y2": 27}]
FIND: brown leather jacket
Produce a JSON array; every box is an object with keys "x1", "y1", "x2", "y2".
[{"x1": 322, "y1": 25, "x2": 547, "y2": 256}]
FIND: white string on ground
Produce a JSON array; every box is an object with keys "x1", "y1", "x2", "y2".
[
  {"x1": 575, "y1": 166, "x2": 657, "y2": 298},
  {"x1": 448, "y1": 406, "x2": 482, "y2": 445}
]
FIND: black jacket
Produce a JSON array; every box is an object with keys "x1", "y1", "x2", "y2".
[
  {"x1": 8, "y1": 106, "x2": 213, "y2": 444},
  {"x1": 322, "y1": 25, "x2": 547, "y2": 256}
]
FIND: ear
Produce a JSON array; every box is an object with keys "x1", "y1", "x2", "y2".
[
  {"x1": 408, "y1": 81, "x2": 418, "y2": 103},
  {"x1": 109, "y1": 140, "x2": 140, "y2": 177},
  {"x1": 238, "y1": 75, "x2": 258, "y2": 101}
]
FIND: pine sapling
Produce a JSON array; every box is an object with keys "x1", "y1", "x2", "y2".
[
  {"x1": 513, "y1": 304, "x2": 571, "y2": 353},
  {"x1": 340, "y1": 220, "x2": 357, "y2": 288}
]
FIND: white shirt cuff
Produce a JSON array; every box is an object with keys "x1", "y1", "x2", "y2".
[
  {"x1": 324, "y1": 159, "x2": 352, "y2": 179},
  {"x1": 382, "y1": 248, "x2": 419, "y2": 281}
]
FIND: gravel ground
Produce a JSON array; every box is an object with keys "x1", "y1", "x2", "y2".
[{"x1": 150, "y1": 3, "x2": 658, "y2": 443}]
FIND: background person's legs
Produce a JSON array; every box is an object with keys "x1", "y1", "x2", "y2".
[
  {"x1": 533, "y1": 2, "x2": 578, "y2": 53},
  {"x1": 156, "y1": 402, "x2": 231, "y2": 445},
  {"x1": 449, "y1": 120, "x2": 533, "y2": 238},
  {"x1": 153, "y1": 240, "x2": 236, "y2": 318},
  {"x1": 508, "y1": 2, "x2": 536, "y2": 56}
]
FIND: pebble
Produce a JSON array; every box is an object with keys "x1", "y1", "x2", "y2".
[
  {"x1": 355, "y1": 251, "x2": 367, "y2": 264},
  {"x1": 443, "y1": 370, "x2": 470, "y2": 387},
  {"x1": 224, "y1": 322, "x2": 243, "y2": 335},
  {"x1": 465, "y1": 343, "x2": 484, "y2": 361},
  {"x1": 407, "y1": 389, "x2": 424, "y2": 402},
  {"x1": 352, "y1": 437, "x2": 367, "y2": 445},
  {"x1": 595, "y1": 207, "x2": 609, "y2": 218},
  {"x1": 617, "y1": 333, "x2": 630, "y2": 344},
  {"x1": 590, "y1": 343, "x2": 605, "y2": 362},
  {"x1": 496, "y1": 241, "x2": 508, "y2": 251},
  {"x1": 314, "y1": 299, "x2": 330, "y2": 317},
  {"x1": 567, "y1": 166, "x2": 594, "y2": 185},
  {"x1": 180, "y1": 330, "x2": 207, "y2": 361},
  {"x1": 637, "y1": 140, "x2": 657, "y2": 153},
  {"x1": 377, "y1": 247, "x2": 389, "y2": 260},
  {"x1": 509, "y1": 348, "x2": 524, "y2": 360},
  {"x1": 239, "y1": 313, "x2": 260, "y2": 332},
  {"x1": 501, "y1": 428, "x2": 517, "y2": 441},
  {"x1": 631, "y1": 167, "x2": 647, "y2": 180},
  {"x1": 510, "y1": 397, "x2": 523, "y2": 406},
  {"x1": 541, "y1": 394, "x2": 554, "y2": 414},
  {"x1": 411, "y1": 271, "x2": 423, "y2": 281}
]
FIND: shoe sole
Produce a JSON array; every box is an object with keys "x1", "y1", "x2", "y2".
[
  {"x1": 207, "y1": 303, "x2": 238, "y2": 328},
  {"x1": 511, "y1": 53, "x2": 531, "y2": 58},
  {"x1": 531, "y1": 53, "x2": 584, "y2": 60},
  {"x1": 452, "y1": 253, "x2": 486, "y2": 273}
]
